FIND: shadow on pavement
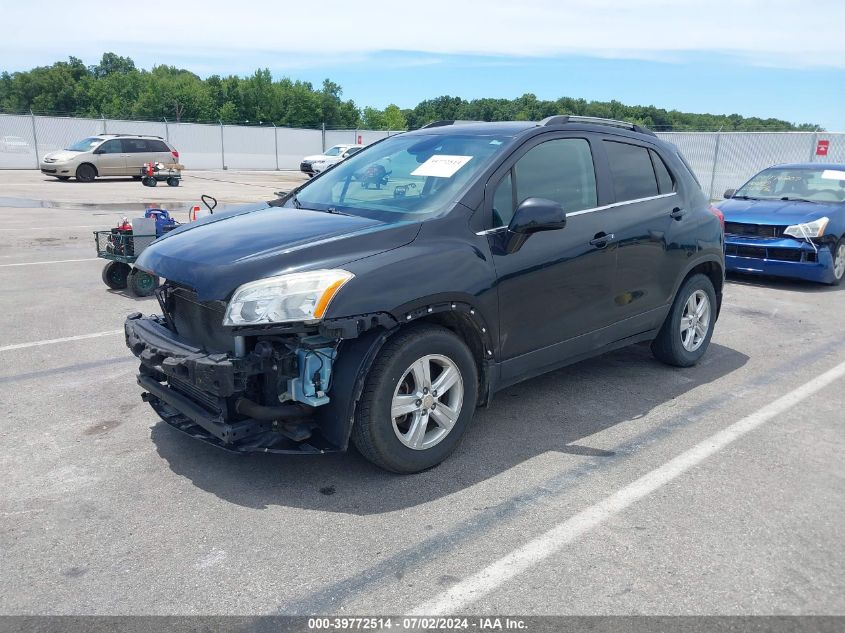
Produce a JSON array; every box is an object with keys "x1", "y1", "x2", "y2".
[{"x1": 151, "y1": 341, "x2": 749, "y2": 515}]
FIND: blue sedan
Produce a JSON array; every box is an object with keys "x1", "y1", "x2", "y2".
[{"x1": 717, "y1": 163, "x2": 845, "y2": 285}]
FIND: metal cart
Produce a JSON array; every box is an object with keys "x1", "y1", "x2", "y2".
[
  {"x1": 94, "y1": 226, "x2": 159, "y2": 297},
  {"x1": 140, "y1": 162, "x2": 183, "y2": 187}
]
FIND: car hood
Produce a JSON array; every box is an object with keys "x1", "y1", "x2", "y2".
[
  {"x1": 135, "y1": 202, "x2": 420, "y2": 300},
  {"x1": 716, "y1": 198, "x2": 840, "y2": 226},
  {"x1": 302, "y1": 154, "x2": 329, "y2": 162},
  {"x1": 44, "y1": 150, "x2": 82, "y2": 161}
]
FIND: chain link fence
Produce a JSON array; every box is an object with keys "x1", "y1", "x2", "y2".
[
  {"x1": 0, "y1": 113, "x2": 399, "y2": 171},
  {"x1": 1, "y1": 113, "x2": 842, "y2": 199}
]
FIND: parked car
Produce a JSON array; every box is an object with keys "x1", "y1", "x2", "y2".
[
  {"x1": 124, "y1": 116, "x2": 724, "y2": 473},
  {"x1": 299, "y1": 144, "x2": 363, "y2": 177},
  {"x1": 40, "y1": 134, "x2": 179, "y2": 182},
  {"x1": 0, "y1": 135, "x2": 31, "y2": 153},
  {"x1": 718, "y1": 163, "x2": 845, "y2": 285}
]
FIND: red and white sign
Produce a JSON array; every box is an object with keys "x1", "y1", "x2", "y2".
[
  {"x1": 357, "y1": 134, "x2": 363, "y2": 144},
  {"x1": 816, "y1": 139, "x2": 830, "y2": 156}
]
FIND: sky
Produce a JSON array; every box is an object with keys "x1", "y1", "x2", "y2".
[{"x1": 2, "y1": 0, "x2": 844, "y2": 129}]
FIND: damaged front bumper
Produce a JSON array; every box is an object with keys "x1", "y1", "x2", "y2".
[{"x1": 124, "y1": 313, "x2": 338, "y2": 454}]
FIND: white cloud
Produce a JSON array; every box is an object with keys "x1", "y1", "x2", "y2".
[{"x1": 3, "y1": 0, "x2": 844, "y2": 69}]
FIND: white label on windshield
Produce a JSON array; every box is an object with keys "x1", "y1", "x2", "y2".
[
  {"x1": 821, "y1": 169, "x2": 845, "y2": 180},
  {"x1": 411, "y1": 155, "x2": 473, "y2": 178}
]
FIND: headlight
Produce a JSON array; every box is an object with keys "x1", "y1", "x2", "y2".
[
  {"x1": 783, "y1": 217, "x2": 829, "y2": 239},
  {"x1": 223, "y1": 269, "x2": 354, "y2": 326},
  {"x1": 43, "y1": 157, "x2": 57, "y2": 163}
]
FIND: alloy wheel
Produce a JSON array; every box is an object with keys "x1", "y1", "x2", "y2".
[
  {"x1": 391, "y1": 354, "x2": 464, "y2": 450},
  {"x1": 834, "y1": 243, "x2": 845, "y2": 280},
  {"x1": 679, "y1": 289, "x2": 711, "y2": 352}
]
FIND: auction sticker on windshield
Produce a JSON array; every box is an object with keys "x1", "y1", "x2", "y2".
[
  {"x1": 821, "y1": 169, "x2": 845, "y2": 180},
  {"x1": 411, "y1": 155, "x2": 473, "y2": 178}
]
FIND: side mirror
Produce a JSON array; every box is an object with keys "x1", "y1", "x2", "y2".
[
  {"x1": 503, "y1": 197, "x2": 566, "y2": 254},
  {"x1": 93, "y1": 147, "x2": 104, "y2": 154},
  {"x1": 723, "y1": 188, "x2": 735, "y2": 199}
]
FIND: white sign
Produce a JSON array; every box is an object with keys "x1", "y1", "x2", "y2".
[
  {"x1": 821, "y1": 169, "x2": 845, "y2": 180},
  {"x1": 411, "y1": 155, "x2": 474, "y2": 178}
]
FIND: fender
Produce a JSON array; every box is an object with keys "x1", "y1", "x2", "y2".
[{"x1": 673, "y1": 252, "x2": 725, "y2": 315}]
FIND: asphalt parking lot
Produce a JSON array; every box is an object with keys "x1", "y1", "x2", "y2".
[{"x1": 1, "y1": 169, "x2": 843, "y2": 616}]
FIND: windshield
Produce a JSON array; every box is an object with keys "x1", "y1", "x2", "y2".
[
  {"x1": 66, "y1": 137, "x2": 103, "y2": 152},
  {"x1": 735, "y1": 167, "x2": 845, "y2": 203},
  {"x1": 291, "y1": 132, "x2": 511, "y2": 221},
  {"x1": 323, "y1": 146, "x2": 344, "y2": 157}
]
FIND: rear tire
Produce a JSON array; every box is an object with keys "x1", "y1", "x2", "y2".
[
  {"x1": 127, "y1": 269, "x2": 159, "y2": 297},
  {"x1": 829, "y1": 238, "x2": 845, "y2": 286},
  {"x1": 141, "y1": 176, "x2": 157, "y2": 187},
  {"x1": 352, "y1": 324, "x2": 478, "y2": 473},
  {"x1": 651, "y1": 273, "x2": 717, "y2": 367},
  {"x1": 75, "y1": 163, "x2": 96, "y2": 182},
  {"x1": 101, "y1": 261, "x2": 130, "y2": 289}
]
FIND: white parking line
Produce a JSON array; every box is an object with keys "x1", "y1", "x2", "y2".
[
  {"x1": 0, "y1": 225, "x2": 106, "y2": 231},
  {"x1": 0, "y1": 330, "x2": 123, "y2": 352},
  {"x1": 0, "y1": 258, "x2": 99, "y2": 267},
  {"x1": 411, "y1": 357, "x2": 845, "y2": 615}
]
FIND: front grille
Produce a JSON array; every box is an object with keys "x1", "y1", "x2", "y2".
[
  {"x1": 168, "y1": 376, "x2": 222, "y2": 415},
  {"x1": 41, "y1": 168, "x2": 57, "y2": 173},
  {"x1": 725, "y1": 222, "x2": 785, "y2": 238},
  {"x1": 726, "y1": 244, "x2": 816, "y2": 263},
  {"x1": 167, "y1": 286, "x2": 233, "y2": 353},
  {"x1": 300, "y1": 161, "x2": 314, "y2": 173}
]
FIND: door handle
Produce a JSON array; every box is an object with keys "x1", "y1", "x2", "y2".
[
  {"x1": 589, "y1": 232, "x2": 614, "y2": 248},
  {"x1": 670, "y1": 207, "x2": 686, "y2": 220}
]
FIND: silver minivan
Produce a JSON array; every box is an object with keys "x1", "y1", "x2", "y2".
[{"x1": 40, "y1": 134, "x2": 180, "y2": 182}]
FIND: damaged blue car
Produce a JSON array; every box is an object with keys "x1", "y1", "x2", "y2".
[{"x1": 718, "y1": 163, "x2": 845, "y2": 285}]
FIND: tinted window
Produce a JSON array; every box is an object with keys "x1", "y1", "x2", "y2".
[
  {"x1": 492, "y1": 138, "x2": 597, "y2": 227},
  {"x1": 98, "y1": 140, "x2": 122, "y2": 154},
  {"x1": 122, "y1": 138, "x2": 149, "y2": 153},
  {"x1": 147, "y1": 139, "x2": 170, "y2": 152},
  {"x1": 649, "y1": 149, "x2": 675, "y2": 193},
  {"x1": 604, "y1": 141, "x2": 659, "y2": 201}
]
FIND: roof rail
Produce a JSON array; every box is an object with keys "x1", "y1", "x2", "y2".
[
  {"x1": 538, "y1": 115, "x2": 656, "y2": 137},
  {"x1": 101, "y1": 133, "x2": 164, "y2": 139},
  {"x1": 420, "y1": 120, "x2": 485, "y2": 129}
]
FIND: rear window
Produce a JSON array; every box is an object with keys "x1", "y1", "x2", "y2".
[
  {"x1": 147, "y1": 139, "x2": 171, "y2": 152},
  {"x1": 604, "y1": 141, "x2": 659, "y2": 202},
  {"x1": 650, "y1": 149, "x2": 675, "y2": 194}
]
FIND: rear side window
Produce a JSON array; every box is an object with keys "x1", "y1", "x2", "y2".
[
  {"x1": 147, "y1": 139, "x2": 170, "y2": 152},
  {"x1": 492, "y1": 138, "x2": 597, "y2": 227},
  {"x1": 603, "y1": 141, "x2": 659, "y2": 202},
  {"x1": 649, "y1": 149, "x2": 675, "y2": 194},
  {"x1": 123, "y1": 138, "x2": 149, "y2": 153}
]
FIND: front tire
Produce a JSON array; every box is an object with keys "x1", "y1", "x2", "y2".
[
  {"x1": 830, "y1": 238, "x2": 845, "y2": 286},
  {"x1": 352, "y1": 324, "x2": 478, "y2": 473},
  {"x1": 651, "y1": 273, "x2": 717, "y2": 367},
  {"x1": 75, "y1": 163, "x2": 96, "y2": 182}
]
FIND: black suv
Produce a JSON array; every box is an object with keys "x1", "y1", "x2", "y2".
[{"x1": 125, "y1": 116, "x2": 725, "y2": 473}]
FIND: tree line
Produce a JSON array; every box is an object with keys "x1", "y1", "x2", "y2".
[{"x1": 0, "y1": 53, "x2": 822, "y2": 132}]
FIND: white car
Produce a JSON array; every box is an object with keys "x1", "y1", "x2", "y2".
[
  {"x1": 1, "y1": 135, "x2": 31, "y2": 153},
  {"x1": 299, "y1": 144, "x2": 363, "y2": 177}
]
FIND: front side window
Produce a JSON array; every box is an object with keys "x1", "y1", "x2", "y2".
[
  {"x1": 492, "y1": 138, "x2": 597, "y2": 227},
  {"x1": 604, "y1": 141, "x2": 659, "y2": 202},
  {"x1": 292, "y1": 133, "x2": 511, "y2": 222},
  {"x1": 323, "y1": 146, "x2": 344, "y2": 157},
  {"x1": 98, "y1": 140, "x2": 122, "y2": 154}
]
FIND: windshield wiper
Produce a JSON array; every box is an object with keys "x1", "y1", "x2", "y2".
[
  {"x1": 780, "y1": 196, "x2": 821, "y2": 204},
  {"x1": 732, "y1": 195, "x2": 759, "y2": 200},
  {"x1": 319, "y1": 207, "x2": 353, "y2": 216}
]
